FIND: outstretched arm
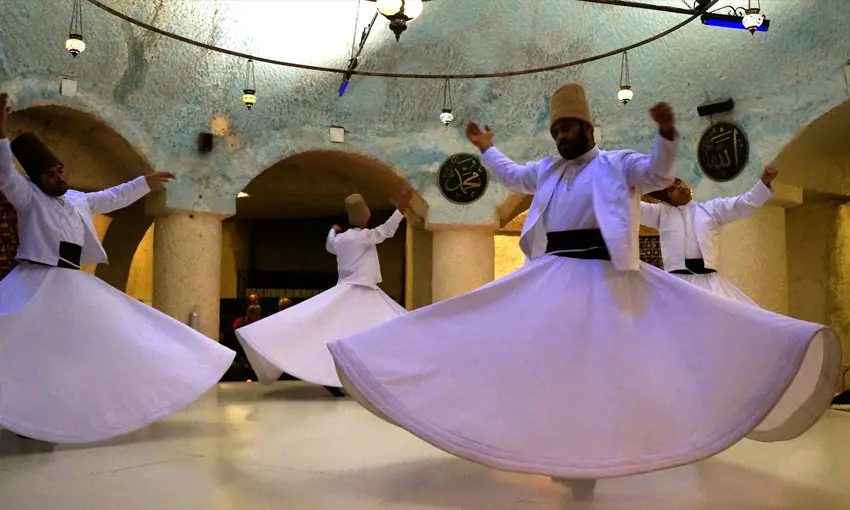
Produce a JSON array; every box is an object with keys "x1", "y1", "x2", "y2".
[
  {"x1": 622, "y1": 103, "x2": 679, "y2": 192},
  {"x1": 639, "y1": 201, "x2": 663, "y2": 229},
  {"x1": 0, "y1": 93, "x2": 35, "y2": 210},
  {"x1": 704, "y1": 167, "x2": 777, "y2": 226},
  {"x1": 85, "y1": 171, "x2": 173, "y2": 215},
  {"x1": 364, "y1": 210, "x2": 405, "y2": 245},
  {"x1": 468, "y1": 122, "x2": 539, "y2": 194}
]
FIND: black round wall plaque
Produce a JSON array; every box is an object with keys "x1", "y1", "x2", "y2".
[
  {"x1": 437, "y1": 153, "x2": 489, "y2": 204},
  {"x1": 697, "y1": 122, "x2": 749, "y2": 182}
]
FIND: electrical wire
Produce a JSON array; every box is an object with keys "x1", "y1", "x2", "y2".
[{"x1": 84, "y1": 0, "x2": 717, "y2": 80}]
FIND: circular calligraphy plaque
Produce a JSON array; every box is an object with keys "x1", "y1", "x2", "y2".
[
  {"x1": 437, "y1": 153, "x2": 489, "y2": 205},
  {"x1": 697, "y1": 122, "x2": 749, "y2": 182}
]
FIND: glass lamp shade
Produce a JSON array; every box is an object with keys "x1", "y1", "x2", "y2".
[
  {"x1": 65, "y1": 34, "x2": 86, "y2": 57},
  {"x1": 376, "y1": 0, "x2": 402, "y2": 16},
  {"x1": 617, "y1": 86, "x2": 634, "y2": 104},
  {"x1": 440, "y1": 108, "x2": 454, "y2": 125},
  {"x1": 242, "y1": 89, "x2": 257, "y2": 109},
  {"x1": 403, "y1": 0, "x2": 424, "y2": 20},
  {"x1": 742, "y1": 9, "x2": 765, "y2": 33}
]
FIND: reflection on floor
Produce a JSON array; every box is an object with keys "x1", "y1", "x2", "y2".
[{"x1": 1, "y1": 382, "x2": 849, "y2": 509}]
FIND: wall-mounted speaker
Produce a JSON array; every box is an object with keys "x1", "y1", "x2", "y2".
[
  {"x1": 199, "y1": 133, "x2": 213, "y2": 152},
  {"x1": 697, "y1": 98, "x2": 734, "y2": 118}
]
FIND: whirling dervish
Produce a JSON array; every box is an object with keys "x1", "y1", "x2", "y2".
[
  {"x1": 237, "y1": 188, "x2": 412, "y2": 396},
  {"x1": 0, "y1": 93, "x2": 235, "y2": 444},
  {"x1": 327, "y1": 83, "x2": 840, "y2": 500},
  {"x1": 641, "y1": 166, "x2": 778, "y2": 305}
]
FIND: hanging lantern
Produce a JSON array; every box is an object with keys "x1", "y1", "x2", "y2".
[
  {"x1": 242, "y1": 59, "x2": 257, "y2": 109},
  {"x1": 741, "y1": 9, "x2": 765, "y2": 34},
  {"x1": 618, "y1": 51, "x2": 633, "y2": 105},
  {"x1": 440, "y1": 79, "x2": 454, "y2": 126},
  {"x1": 617, "y1": 86, "x2": 634, "y2": 105},
  {"x1": 440, "y1": 109, "x2": 454, "y2": 126},
  {"x1": 66, "y1": 0, "x2": 86, "y2": 57},
  {"x1": 371, "y1": 0, "x2": 427, "y2": 41}
]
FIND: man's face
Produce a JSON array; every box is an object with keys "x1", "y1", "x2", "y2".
[
  {"x1": 666, "y1": 179, "x2": 693, "y2": 206},
  {"x1": 551, "y1": 118, "x2": 591, "y2": 160},
  {"x1": 247, "y1": 308, "x2": 261, "y2": 323},
  {"x1": 38, "y1": 165, "x2": 68, "y2": 197}
]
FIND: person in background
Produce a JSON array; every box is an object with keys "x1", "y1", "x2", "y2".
[
  {"x1": 233, "y1": 303, "x2": 262, "y2": 331},
  {"x1": 640, "y1": 167, "x2": 778, "y2": 305},
  {"x1": 277, "y1": 297, "x2": 293, "y2": 312},
  {"x1": 236, "y1": 188, "x2": 412, "y2": 398},
  {"x1": 0, "y1": 92, "x2": 235, "y2": 444}
]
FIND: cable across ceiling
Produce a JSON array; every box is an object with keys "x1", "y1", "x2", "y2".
[{"x1": 84, "y1": 0, "x2": 718, "y2": 80}]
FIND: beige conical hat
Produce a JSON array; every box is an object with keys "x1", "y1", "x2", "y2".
[
  {"x1": 345, "y1": 194, "x2": 371, "y2": 227},
  {"x1": 549, "y1": 83, "x2": 593, "y2": 128}
]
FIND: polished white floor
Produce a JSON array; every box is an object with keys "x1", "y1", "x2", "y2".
[{"x1": 1, "y1": 382, "x2": 849, "y2": 510}]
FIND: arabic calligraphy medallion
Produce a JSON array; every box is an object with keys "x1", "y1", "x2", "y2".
[
  {"x1": 437, "y1": 153, "x2": 489, "y2": 204},
  {"x1": 697, "y1": 122, "x2": 749, "y2": 182}
]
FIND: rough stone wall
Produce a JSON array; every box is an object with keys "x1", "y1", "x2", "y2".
[{"x1": 0, "y1": 0, "x2": 846, "y2": 224}]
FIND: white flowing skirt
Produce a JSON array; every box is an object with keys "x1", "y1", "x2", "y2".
[
  {"x1": 236, "y1": 282, "x2": 406, "y2": 387},
  {"x1": 329, "y1": 255, "x2": 841, "y2": 479},
  {"x1": 675, "y1": 272, "x2": 758, "y2": 306},
  {"x1": 0, "y1": 264, "x2": 235, "y2": 443}
]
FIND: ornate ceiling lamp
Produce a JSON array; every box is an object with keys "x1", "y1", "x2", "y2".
[
  {"x1": 440, "y1": 78, "x2": 454, "y2": 126},
  {"x1": 66, "y1": 0, "x2": 86, "y2": 57},
  {"x1": 242, "y1": 59, "x2": 257, "y2": 110},
  {"x1": 617, "y1": 51, "x2": 633, "y2": 105},
  {"x1": 367, "y1": 0, "x2": 432, "y2": 41},
  {"x1": 741, "y1": 0, "x2": 765, "y2": 34}
]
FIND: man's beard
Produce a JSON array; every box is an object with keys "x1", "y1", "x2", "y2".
[
  {"x1": 41, "y1": 183, "x2": 68, "y2": 197},
  {"x1": 557, "y1": 130, "x2": 591, "y2": 160}
]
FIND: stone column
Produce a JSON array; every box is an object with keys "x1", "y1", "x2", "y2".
[
  {"x1": 152, "y1": 210, "x2": 224, "y2": 340},
  {"x1": 430, "y1": 227, "x2": 496, "y2": 302}
]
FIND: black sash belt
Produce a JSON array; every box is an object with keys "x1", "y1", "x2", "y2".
[
  {"x1": 670, "y1": 258, "x2": 716, "y2": 275},
  {"x1": 546, "y1": 229, "x2": 611, "y2": 261},
  {"x1": 23, "y1": 242, "x2": 82, "y2": 270}
]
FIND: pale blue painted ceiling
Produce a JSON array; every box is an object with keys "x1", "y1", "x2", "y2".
[{"x1": 0, "y1": 0, "x2": 847, "y2": 223}]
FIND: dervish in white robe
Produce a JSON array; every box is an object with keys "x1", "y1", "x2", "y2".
[
  {"x1": 641, "y1": 171, "x2": 776, "y2": 305},
  {"x1": 325, "y1": 83, "x2": 841, "y2": 500},
  {"x1": 236, "y1": 193, "x2": 407, "y2": 395},
  {"x1": 0, "y1": 93, "x2": 235, "y2": 443}
]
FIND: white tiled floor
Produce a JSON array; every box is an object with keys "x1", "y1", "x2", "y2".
[{"x1": 1, "y1": 382, "x2": 849, "y2": 509}]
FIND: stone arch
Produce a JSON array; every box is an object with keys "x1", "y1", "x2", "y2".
[
  {"x1": 773, "y1": 100, "x2": 850, "y2": 376},
  {"x1": 222, "y1": 148, "x2": 427, "y2": 301},
  {"x1": 7, "y1": 104, "x2": 156, "y2": 293}
]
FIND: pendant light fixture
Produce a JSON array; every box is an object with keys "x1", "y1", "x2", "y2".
[
  {"x1": 618, "y1": 51, "x2": 633, "y2": 105},
  {"x1": 741, "y1": 0, "x2": 765, "y2": 34},
  {"x1": 440, "y1": 78, "x2": 454, "y2": 126},
  {"x1": 242, "y1": 59, "x2": 257, "y2": 110},
  {"x1": 369, "y1": 0, "x2": 428, "y2": 41},
  {"x1": 66, "y1": 0, "x2": 86, "y2": 57}
]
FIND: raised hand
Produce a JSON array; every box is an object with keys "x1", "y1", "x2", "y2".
[
  {"x1": 761, "y1": 166, "x2": 778, "y2": 185},
  {"x1": 649, "y1": 102, "x2": 675, "y2": 140},
  {"x1": 145, "y1": 171, "x2": 175, "y2": 190},
  {"x1": 391, "y1": 186, "x2": 414, "y2": 210},
  {"x1": 466, "y1": 121, "x2": 494, "y2": 152},
  {"x1": 331, "y1": 224, "x2": 342, "y2": 233},
  {"x1": 0, "y1": 93, "x2": 10, "y2": 139}
]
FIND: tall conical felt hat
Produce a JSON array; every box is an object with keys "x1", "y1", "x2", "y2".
[
  {"x1": 10, "y1": 132, "x2": 63, "y2": 183},
  {"x1": 549, "y1": 83, "x2": 593, "y2": 128},
  {"x1": 345, "y1": 194, "x2": 371, "y2": 227}
]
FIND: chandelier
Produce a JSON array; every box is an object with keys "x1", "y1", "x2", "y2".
[{"x1": 366, "y1": 0, "x2": 434, "y2": 41}]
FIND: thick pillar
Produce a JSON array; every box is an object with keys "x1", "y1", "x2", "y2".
[
  {"x1": 153, "y1": 211, "x2": 224, "y2": 340},
  {"x1": 430, "y1": 227, "x2": 495, "y2": 302},
  {"x1": 718, "y1": 205, "x2": 789, "y2": 314}
]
